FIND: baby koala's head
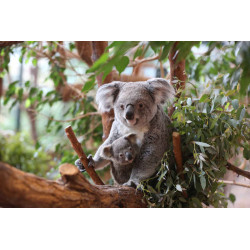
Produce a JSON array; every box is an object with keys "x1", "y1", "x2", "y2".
[{"x1": 101, "y1": 133, "x2": 139, "y2": 165}]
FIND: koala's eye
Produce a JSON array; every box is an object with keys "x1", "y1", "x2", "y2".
[
  {"x1": 139, "y1": 103, "x2": 144, "y2": 108},
  {"x1": 119, "y1": 153, "x2": 123, "y2": 158},
  {"x1": 120, "y1": 104, "x2": 124, "y2": 110}
]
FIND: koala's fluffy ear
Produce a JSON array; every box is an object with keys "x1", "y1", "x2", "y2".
[
  {"x1": 101, "y1": 145, "x2": 113, "y2": 159},
  {"x1": 124, "y1": 133, "x2": 137, "y2": 144},
  {"x1": 145, "y1": 78, "x2": 175, "y2": 105},
  {"x1": 96, "y1": 81, "x2": 125, "y2": 113}
]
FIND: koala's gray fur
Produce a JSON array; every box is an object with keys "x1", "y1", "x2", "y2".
[
  {"x1": 100, "y1": 133, "x2": 140, "y2": 184},
  {"x1": 82, "y1": 78, "x2": 175, "y2": 187}
]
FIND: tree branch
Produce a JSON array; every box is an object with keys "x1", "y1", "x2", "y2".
[
  {"x1": 65, "y1": 125, "x2": 104, "y2": 185},
  {"x1": 0, "y1": 162, "x2": 146, "y2": 208},
  {"x1": 218, "y1": 180, "x2": 250, "y2": 189},
  {"x1": 226, "y1": 162, "x2": 250, "y2": 180}
]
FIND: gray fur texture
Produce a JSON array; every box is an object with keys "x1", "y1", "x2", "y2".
[
  {"x1": 100, "y1": 133, "x2": 140, "y2": 184},
  {"x1": 89, "y1": 78, "x2": 175, "y2": 187}
]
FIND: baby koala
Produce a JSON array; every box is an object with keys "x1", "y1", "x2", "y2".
[{"x1": 100, "y1": 133, "x2": 140, "y2": 185}]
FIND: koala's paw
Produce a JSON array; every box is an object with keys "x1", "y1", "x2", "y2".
[
  {"x1": 75, "y1": 159, "x2": 86, "y2": 172},
  {"x1": 123, "y1": 180, "x2": 139, "y2": 189},
  {"x1": 87, "y1": 154, "x2": 95, "y2": 168}
]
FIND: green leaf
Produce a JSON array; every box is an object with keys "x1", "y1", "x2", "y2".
[
  {"x1": 229, "y1": 193, "x2": 236, "y2": 203},
  {"x1": 86, "y1": 52, "x2": 109, "y2": 73},
  {"x1": 32, "y1": 58, "x2": 37, "y2": 66},
  {"x1": 18, "y1": 88, "x2": 23, "y2": 101},
  {"x1": 159, "y1": 42, "x2": 174, "y2": 61},
  {"x1": 199, "y1": 94, "x2": 209, "y2": 103},
  {"x1": 239, "y1": 107, "x2": 246, "y2": 121},
  {"x1": 231, "y1": 99, "x2": 239, "y2": 109},
  {"x1": 115, "y1": 56, "x2": 129, "y2": 74},
  {"x1": 25, "y1": 99, "x2": 31, "y2": 108},
  {"x1": 82, "y1": 77, "x2": 95, "y2": 93},
  {"x1": 200, "y1": 176, "x2": 206, "y2": 190},
  {"x1": 24, "y1": 81, "x2": 30, "y2": 87},
  {"x1": 194, "y1": 141, "x2": 211, "y2": 147},
  {"x1": 243, "y1": 146, "x2": 250, "y2": 160}
]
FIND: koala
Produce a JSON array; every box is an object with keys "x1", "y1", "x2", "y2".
[
  {"x1": 100, "y1": 133, "x2": 140, "y2": 185},
  {"x1": 76, "y1": 78, "x2": 175, "y2": 187}
]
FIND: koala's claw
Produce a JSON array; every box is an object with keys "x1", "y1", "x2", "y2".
[
  {"x1": 123, "y1": 180, "x2": 139, "y2": 189},
  {"x1": 87, "y1": 154, "x2": 95, "y2": 168},
  {"x1": 75, "y1": 159, "x2": 86, "y2": 173}
]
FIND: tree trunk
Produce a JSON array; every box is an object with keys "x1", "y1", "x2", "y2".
[
  {"x1": 92, "y1": 41, "x2": 114, "y2": 141},
  {"x1": 0, "y1": 162, "x2": 146, "y2": 208},
  {"x1": 168, "y1": 42, "x2": 187, "y2": 117}
]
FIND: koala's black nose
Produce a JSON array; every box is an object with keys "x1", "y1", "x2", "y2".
[
  {"x1": 126, "y1": 111, "x2": 134, "y2": 120},
  {"x1": 126, "y1": 152, "x2": 133, "y2": 161},
  {"x1": 125, "y1": 105, "x2": 134, "y2": 120}
]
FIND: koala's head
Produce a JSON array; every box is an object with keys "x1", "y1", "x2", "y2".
[
  {"x1": 101, "y1": 133, "x2": 138, "y2": 165},
  {"x1": 96, "y1": 78, "x2": 175, "y2": 130}
]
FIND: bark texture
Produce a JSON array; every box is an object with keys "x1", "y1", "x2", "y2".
[
  {"x1": 168, "y1": 42, "x2": 187, "y2": 117},
  {"x1": 0, "y1": 41, "x2": 23, "y2": 48},
  {"x1": 92, "y1": 41, "x2": 114, "y2": 141},
  {"x1": 0, "y1": 162, "x2": 146, "y2": 208}
]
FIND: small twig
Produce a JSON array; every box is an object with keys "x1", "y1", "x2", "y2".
[
  {"x1": 65, "y1": 126, "x2": 104, "y2": 185},
  {"x1": 128, "y1": 55, "x2": 159, "y2": 67},
  {"x1": 226, "y1": 162, "x2": 250, "y2": 180},
  {"x1": 218, "y1": 180, "x2": 250, "y2": 189}
]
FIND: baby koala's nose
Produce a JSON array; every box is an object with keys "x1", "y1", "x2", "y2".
[{"x1": 125, "y1": 152, "x2": 133, "y2": 161}]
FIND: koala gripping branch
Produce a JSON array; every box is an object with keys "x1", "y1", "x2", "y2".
[
  {"x1": 65, "y1": 125, "x2": 104, "y2": 185},
  {"x1": 0, "y1": 162, "x2": 146, "y2": 208}
]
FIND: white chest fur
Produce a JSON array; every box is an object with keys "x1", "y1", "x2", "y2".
[{"x1": 118, "y1": 122, "x2": 147, "y2": 145}]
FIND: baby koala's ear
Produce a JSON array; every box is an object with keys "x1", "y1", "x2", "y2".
[
  {"x1": 124, "y1": 133, "x2": 137, "y2": 144},
  {"x1": 101, "y1": 145, "x2": 113, "y2": 158}
]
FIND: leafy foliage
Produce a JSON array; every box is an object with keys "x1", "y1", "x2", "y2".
[
  {"x1": 0, "y1": 133, "x2": 55, "y2": 177},
  {"x1": 140, "y1": 82, "x2": 249, "y2": 208}
]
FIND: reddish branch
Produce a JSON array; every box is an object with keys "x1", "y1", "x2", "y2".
[
  {"x1": 168, "y1": 42, "x2": 187, "y2": 117},
  {"x1": 65, "y1": 126, "x2": 104, "y2": 185},
  {"x1": 0, "y1": 162, "x2": 146, "y2": 208},
  {"x1": 226, "y1": 162, "x2": 250, "y2": 180},
  {"x1": 0, "y1": 41, "x2": 23, "y2": 48}
]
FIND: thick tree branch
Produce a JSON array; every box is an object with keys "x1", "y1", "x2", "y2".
[
  {"x1": 0, "y1": 162, "x2": 146, "y2": 208},
  {"x1": 168, "y1": 42, "x2": 187, "y2": 117}
]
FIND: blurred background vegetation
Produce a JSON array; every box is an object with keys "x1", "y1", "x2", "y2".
[{"x1": 0, "y1": 41, "x2": 249, "y2": 207}]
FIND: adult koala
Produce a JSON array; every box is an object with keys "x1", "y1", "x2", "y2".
[{"x1": 77, "y1": 78, "x2": 175, "y2": 187}]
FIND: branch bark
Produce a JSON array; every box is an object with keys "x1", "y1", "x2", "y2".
[
  {"x1": 0, "y1": 162, "x2": 146, "y2": 208},
  {"x1": 168, "y1": 42, "x2": 187, "y2": 117},
  {"x1": 0, "y1": 41, "x2": 23, "y2": 48},
  {"x1": 226, "y1": 162, "x2": 250, "y2": 180},
  {"x1": 65, "y1": 125, "x2": 104, "y2": 185}
]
